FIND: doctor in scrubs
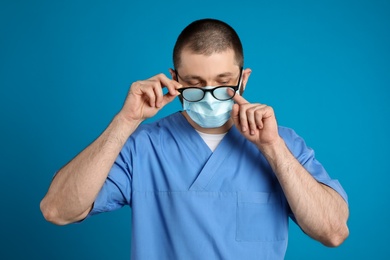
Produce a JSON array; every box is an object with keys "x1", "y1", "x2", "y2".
[{"x1": 41, "y1": 18, "x2": 349, "y2": 259}]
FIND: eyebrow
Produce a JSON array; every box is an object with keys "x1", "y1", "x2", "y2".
[{"x1": 181, "y1": 72, "x2": 235, "y2": 81}]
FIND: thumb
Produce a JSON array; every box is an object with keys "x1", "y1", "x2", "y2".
[{"x1": 161, "y1": 91, "x2": 179, "y2": 107}]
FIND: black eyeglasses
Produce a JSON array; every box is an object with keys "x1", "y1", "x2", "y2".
[{"x1": 175, "y1": 67, "x2": 243, "y2": 102}]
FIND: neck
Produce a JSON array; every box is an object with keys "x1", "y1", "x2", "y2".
[{"x1": 182, "y1": 111, "x2": 233, "y2": 134}]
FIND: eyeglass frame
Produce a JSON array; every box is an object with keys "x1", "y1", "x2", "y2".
[{"x1": 174, "y1": 67, "x2": 243, "y2": 102}]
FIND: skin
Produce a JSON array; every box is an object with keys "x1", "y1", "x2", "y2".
[{"x1": 40, "y1": 47, "x2": 349, "y2": 247}]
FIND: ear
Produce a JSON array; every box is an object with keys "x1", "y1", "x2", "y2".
[
  {"x1": 168, "y1": 68, "x2": 177, "y2": 81},
  {"x1": 240, "y1": 68, "x2": 252, "y2": 95}
]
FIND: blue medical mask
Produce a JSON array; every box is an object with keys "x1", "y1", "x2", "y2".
[{"x1": 183, "y1": 87, "x2": 237, "y2": 128}]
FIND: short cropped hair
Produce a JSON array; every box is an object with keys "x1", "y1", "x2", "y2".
[{"x1": 173, "y1": 18, "x2": 244, "y2": 69}]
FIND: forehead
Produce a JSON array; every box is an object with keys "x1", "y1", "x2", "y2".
[{"x1": 178, "y1": 48, "x2": 239, "y2": 77}]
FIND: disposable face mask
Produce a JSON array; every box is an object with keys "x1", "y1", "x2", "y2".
[{"x1": 183, "y1": 87, "x2": 237, "y2": 128}]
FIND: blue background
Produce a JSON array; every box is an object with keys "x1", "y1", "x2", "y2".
[{"x1": 1, "y1": 0, "x2": 389, "y2": 259}]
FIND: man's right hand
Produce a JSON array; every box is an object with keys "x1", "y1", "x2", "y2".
[
  {"x1": 40, "y1": 73, "x2": 181, "y2": 225},
  {"x1": 118, "y1": 73, "x2": 182, "y2": 124}
]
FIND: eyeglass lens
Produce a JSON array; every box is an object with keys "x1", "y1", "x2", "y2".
[{"x1": 182, "y1": 87, "x2": 235, "y2": 101}]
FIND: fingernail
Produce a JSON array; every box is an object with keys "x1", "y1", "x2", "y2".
[{"x1": 242, "y1": 126, "x2": 247, "y2": 132}]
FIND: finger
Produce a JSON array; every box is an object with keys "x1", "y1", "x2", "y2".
[
  {"x1": 152, "y1": 82, "x2": 163, "y2": 108},
  {"x1": 239, "y1": 104, "x2": 250, "y2": 133},
  {"x1": 156, "y1": 73, "x2": 182, "y2": 95},
  {"x1": 254, "y1": 107, "x2": 265, "y2": 130},
  {"x1": 239, "y1": 103, "x2": 262, "y2": 134},
  {"x1": 232, "y1": 92, "x2": 250, "y2": 105},
  {"x1": 143, "y1": 85, "x2": 157, "y2": 107},
  {"x1": 231, "y1": 103, "x2": 241, "y2": 128},
  {"x1": 260, "y1": 105, "x2": 275, "y2": 123},
  {"x1": 246, "y1": 106, "x2": 258, "y2": 136},
  {"x1": 161, "y1": 91, "x2": 177, "y2": 107}
]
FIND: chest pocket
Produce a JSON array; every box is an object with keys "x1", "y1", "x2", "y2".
[{"x1": 236, "y1": 192, "x2": 288, "y2": 242}]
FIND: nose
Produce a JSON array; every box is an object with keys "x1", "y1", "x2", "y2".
[
  {"x1": 203, "y1": 91, "x2": 214, "y2": 102},
  {"x1": 202, "y1": 86, "x2": 215, "y2": 102}
]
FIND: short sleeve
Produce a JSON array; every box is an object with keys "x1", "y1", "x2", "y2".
[{"x1": 87, "y1": 141, "x2": 133, "y2": 217}]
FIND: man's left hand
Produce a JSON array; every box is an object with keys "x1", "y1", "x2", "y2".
[{"x1": 231, "y1": 94, "x2": 281, "y2": 150}]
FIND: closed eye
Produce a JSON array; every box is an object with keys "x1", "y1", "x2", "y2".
[
  {"x1": 188, "y1": 82, "x2": 202, "y2": 87},
  {"x1": 217, "y1": 79, "x2": 233, "y2": 85}
]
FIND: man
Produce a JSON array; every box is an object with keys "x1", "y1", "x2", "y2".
[{"x1": 40, "y1": 18, "x2": 349, "y2": 259}]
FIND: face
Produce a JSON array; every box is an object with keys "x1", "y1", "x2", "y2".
[{"x1": 169, "y1": 48, "x2": 251, "y2": 134}]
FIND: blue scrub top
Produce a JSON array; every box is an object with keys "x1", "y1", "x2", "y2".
[{"x1": 87, "y1": 112, "x2": 348, "y2": 260}]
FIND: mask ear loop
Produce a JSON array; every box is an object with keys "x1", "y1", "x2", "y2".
[{"x1": 238, "y1": 69, "x2": 245, "y2": 96}]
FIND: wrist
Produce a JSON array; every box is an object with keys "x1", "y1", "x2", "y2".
[
  {"x1": 258, "y1": 137, "x2": 288, "y2": 162},
  {"x1": 113, "y1": 112, "x2": 142, "y2": 136},
  {"x1": 258, "y1": 137, "x2": 298, "y2": 177}
]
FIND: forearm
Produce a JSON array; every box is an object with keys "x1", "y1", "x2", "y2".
[
  {"x1": 40, "y1": 114, "x2": 140, "y2": 225},
  {"x1": 259, "y1": 137, "x2": 349, "y2": 247}
]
